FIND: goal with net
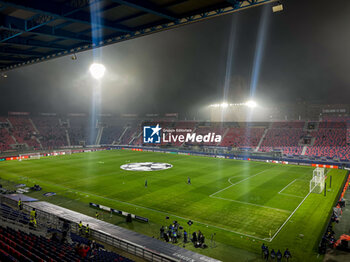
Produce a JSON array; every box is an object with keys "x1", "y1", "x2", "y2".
[
  {"x1": 19, "y1": 152, "x2": 41, "y2": 161},
  {"x1": 310, "y1": 167, "x2": 325, "y2": 194}
]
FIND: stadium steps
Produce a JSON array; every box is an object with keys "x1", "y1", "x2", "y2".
[
  {"x1": 256, "y1": 127, "x2": 269, "y2": 151},
  {"x1": 65, "y1": 129, "x2": 71, "y2": 146},
  {"x1": 10, "y1": 134, "x2": 18, "y2": 144},
  {"x1": 301, "y1": 145, "x2": 308, "y2": 155},
  {"x1": 217, "y1": 127, "x2": 229, "y2": 146},
  {"x1": 116, "y1": 126, "x2": 129, "y2": 145},
  {"x1": 29, "y1": 118, "x2": 39, "y2": 134},
  {"x1": 29, "y1": 119, "x2": 43, "y2": 149},
  {"x1": 6, "y1": 118, "x2": 13, "y2": 128},
  {"x1": 129, "y1": 130, "x2": 142, "y2": 145},
  {"x1": 95, "y1": 126, "x2": 104, "y2": 145},
  {"x1": 5, "y1": 128, "x2": 16, "y2": 144}
]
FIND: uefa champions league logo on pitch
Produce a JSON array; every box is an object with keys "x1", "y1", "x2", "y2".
[{"x1": 143, "y1": 124, "x2": 161, "y2": 143}]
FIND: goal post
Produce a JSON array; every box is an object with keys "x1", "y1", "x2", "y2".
[
  {"x1": 19, "y1": 152, "x2": 41, "y2": 161},
  {"x1": 310, "y1": 167, "x2": 325, "y2": 194}
]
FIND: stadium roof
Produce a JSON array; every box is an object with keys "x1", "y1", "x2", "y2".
[{"x1": 0, "y1": 0, "x2": 276, "y2": 72}]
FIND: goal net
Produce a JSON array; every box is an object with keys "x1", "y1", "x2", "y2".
[
  {"x1": 310, "y1": 167, "x2": 325, "y2": 194},
  {"x1": 19, "y1": 152, "x2": 40, "y2": 161}
]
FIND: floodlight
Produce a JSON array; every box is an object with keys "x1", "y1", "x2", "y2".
[
  {"x1": 221, "y1": 102, "x2": 228, "y2": 108},
  {"x1": 89, "y1": 63, "x2": 105, "y2": 79},
  {"x1": 272, "y1": 2, "x2": 283, "y2": 13},
  {"x1": 246, "y1": 100, "x2": 257, "y2": 108}
]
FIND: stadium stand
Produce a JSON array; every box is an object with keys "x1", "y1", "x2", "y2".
[
  {"x1": 0, "y1": 127, "x2": 15, "y2": 152},
  {"x1": 121, "y1": 124, "x2": 141, "y2": 145},
  {"x1": 0, "y1": 225, "x2": 134, "y2": 262},
  {"x1": 304, "y1": 121, "x2": 349, "y2": 159},
  {"x1": 259, "y1": 124, "x2": 306, "y2": 155},
  {"x1": 0, "y1": 115, "x2": 349, "y2": 161},
  {"x1": 8, "y1": 117, "x2": 41, "y2": 149},
  {"x1": 100, "y1": 118, "x2": 136, "y2": 145},
  {"x1": 0, "y1": 201, "x2": 135, "y2": 262},
  {"x1": 32, "y1": 116, "x2": 68, "y2": 148},
  {"x1": 68, "y1": 116, "x2": 89, "y2": 146},
  {"x1": 220, "y1": 127, "x2": 264, "y2": 148}
]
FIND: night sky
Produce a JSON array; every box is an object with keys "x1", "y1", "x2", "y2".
[{"x1": 1, "y1": 0, "x2": 350, "y2": 117}]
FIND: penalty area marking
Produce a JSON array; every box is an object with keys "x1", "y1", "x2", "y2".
[
  {"x1": 210, "y1": 168, "x2": 291, "y2": 213},
  {"x1": 278, "y1": 179, "x2": 305, "y2": 199},
  {"x1": 210, "y1": 169, "x2": 273, "y2": 197},
  {"x1": 209, "y1": 167, "x2": 313, "y2": 241}
]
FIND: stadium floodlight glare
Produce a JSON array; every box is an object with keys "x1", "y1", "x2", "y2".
[
  {"x1": 221, "y1": 102, "x2": 229, "y2": 108},
  {"x1": 89, "y1": 63, "x2": 106, "y2": 79},
  {"x1": 245, "y1": 100, "x2": 257, "y2": 108}
]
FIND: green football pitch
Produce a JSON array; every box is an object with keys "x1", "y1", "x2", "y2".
[{"x1": 0, "y1": 149, "x2": 347, "y2": 261}]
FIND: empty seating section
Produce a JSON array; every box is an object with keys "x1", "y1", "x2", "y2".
[
  {"x1": 0, "y1": 225, "x2": 134, "y2": 262},
  {"x1": 305, "y1": 146, "x2": 350, "y2": 160},
  {"x1": 32, "y1": 117, "x2": 67, "y2": 148},
  {"x1": 220, "y1": 128, "x2": 264, "y2": 148},
  {"x1": 259, "y1": 146, "x2": 303, "y2": 156},
  {"x1": 313, "y1": 128, "x2": 346, "y2": 147},
  {"x1": 100, "y1": 125, "x2": 124, "y2": 144},
  {"x1": 1, "y1": 115, "x2": 350, "y2": 160},
  {"x1": 68, "y1": 117, "x2": 90, "y2": 145},
  {"x1": 261, "y1": 128, "x2": 304, "y2": 147},
  {"x1": 8, "y1": 117, "x2": 40, "y2": 148},
  {"x1": 100, "y1": 118, "x2": 132, "y2": 145},
  {"x1": 0, "y1": 128, "x2": 15, "y2": 152},
  {"x1": 304, "y1": 121, "x2": 349, "y2": 159},
  {"x1": 258, "y1": 125, "x2": 305, "y2": 155}
]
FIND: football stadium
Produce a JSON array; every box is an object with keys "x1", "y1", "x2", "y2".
[{"x1": 0, "y1": 1, "x2": 350, "y2": 262}]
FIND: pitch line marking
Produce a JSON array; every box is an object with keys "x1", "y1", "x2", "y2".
[
  {"x1": 270, "y1": 191, "x2": 311, "y2": 241},
  {"x1": 278, "y1": 193, "x2": 304, "y2": 199},
  {"x1": 210, "y1": 168, "x2": 273, "y2": 198},
  {"x1": 278, "y1": 179, "x2": 306, "y2": 199},
  {"x1": 278, "y1": 179, "x2": 297, "y2": 194},
  {"x1": 209, "y1": 167, "x2": 292, "y2": 213},
  {"x1": 211, "y1": 196, "x2": 291, "y2": 213}
]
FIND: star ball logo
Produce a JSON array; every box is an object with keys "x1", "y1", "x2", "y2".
[{"x1": 143, "y1": 124, "x2": 162, "y2": 143}]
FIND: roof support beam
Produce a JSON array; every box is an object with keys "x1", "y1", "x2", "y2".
[
  {"x1": 109, "y1": 0, "x2": 178, "y2": 21},
  {"x1": 0, "y1": 47, "x2": 43, "y2": 57},
  {"x1": 0, "y1": 0, "x2": 132, "y2": 33},
  {"x1": 0, "y1": 55, "x2": 31, "y2": 62},
  {"x1": 4, "y1": 37, "x2": 67, "y2": 50},
  {"x1": 0, "y1": 15, "x2": 92, "y2": 43},
  {"x1": 226, "y1": 0, "x2": 243, "y2": 8}
]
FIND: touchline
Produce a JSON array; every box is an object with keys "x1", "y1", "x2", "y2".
[{"x1": 162, "y1": 133, "x2": 222, "y2": 143}]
